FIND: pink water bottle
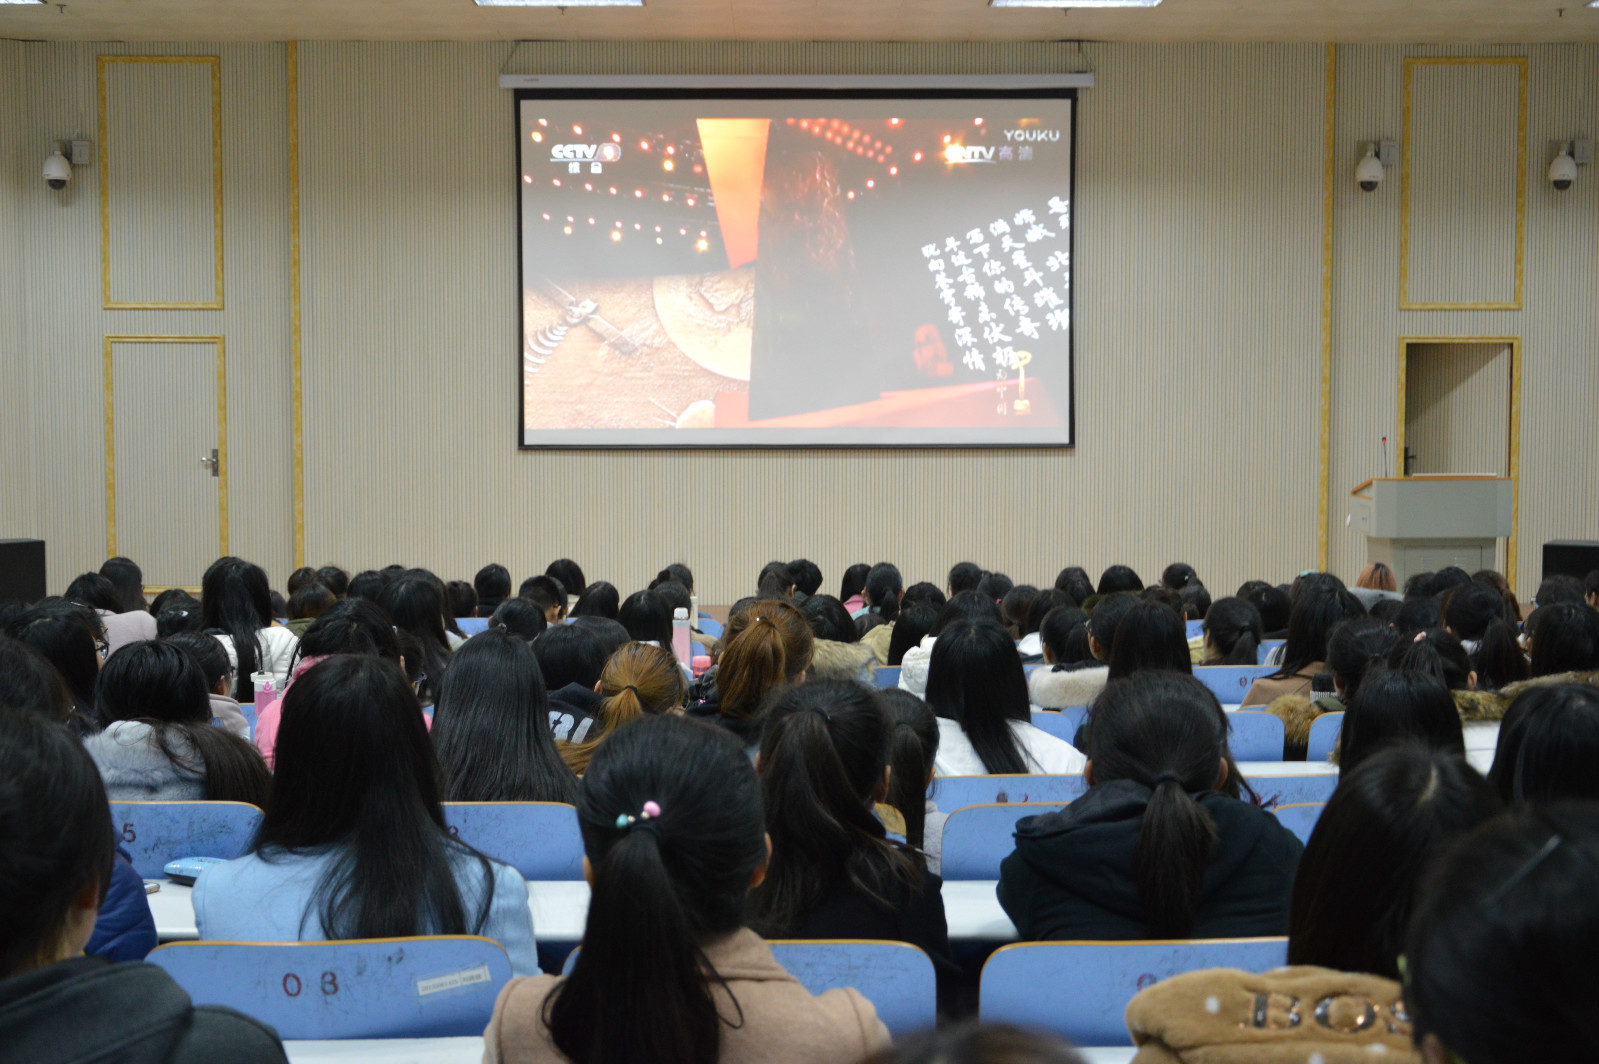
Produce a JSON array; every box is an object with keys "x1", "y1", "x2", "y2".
[
  {"x1": 252, "y1": 672, "x2": 279, "y2": 720},
  {"x1": 672, "y1": 607, "x2": 693, "y2": 667}
]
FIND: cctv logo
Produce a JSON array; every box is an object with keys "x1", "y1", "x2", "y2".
[
  {"x1": 550, "y1": 143, "x2": 623, "y2": 163},
  {"x1": 1003, "y1": 130, "x2": 1061, "y2": 142},
  {"x1": 945, "y1": 145, "x2": 996, "y2": 164}
]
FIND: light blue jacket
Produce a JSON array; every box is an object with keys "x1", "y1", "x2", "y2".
[{"x1": 192, "y1": 845, "x2": 538, "y2": 976}]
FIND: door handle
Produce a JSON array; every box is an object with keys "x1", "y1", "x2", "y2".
[{"x1": 199, "y1": 449, "x2": 219, "y2": 477}]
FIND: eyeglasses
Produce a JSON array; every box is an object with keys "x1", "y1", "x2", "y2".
[{"x1": 94, "y1": 640, "x2": 109, "y2": 657}]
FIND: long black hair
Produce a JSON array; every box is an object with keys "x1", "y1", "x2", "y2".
[
  {"x1": 95, "y1": 641, "x2": 270, "y2": 806},
  {"x1": 863, "y1": 563, "x2": 904, "y2": 622},
  {"x1": 0, "y1": 635, "x2": 75, "y2": 726},
  {"x1": 1287, "y1": 745, "x2": 1500, "y2": 978},
  {"x1": 200, "y1": 556, "x2": 275, "y2": 701},
  {"x1": 254, "y1": 655, "x2": 495, "y2": 940},
  {"x1": 801, "y1": 594, "x2": 859, "y2": 644},
  {"x1": 1038, "y1": 606, "x2": 1094, "y2": 669},
  {"x1": 544, "y1": 714, "x2": 767, "y2": 1064},
  {"x1": 1527, "y1": 603, "x2": 1599, "y2": 676},
  {"x1": 1325, "y1": 615, "x2": 1400, "y2": 698},
  {"x1": 878, "y1": 687, "x2": 940, "y2": 853},
  {"x1": 1080, "y1": 672, "x2": 1227, "y2": 938},
  {"x1": 1105, "y1": 600, "x2": 1192, "y2": 680},
  {"x1": 1270, "y1": 582, "x2": 1365, "y2": 679},
  {"x1": 0, "y1": 711, "x2": 116, "y2": 978},
  {"x1": 571, "y1": 581, "x2": 620, "y2": 620},
  {"x1": 65, "y1": 572, "x2": 123, "y2": 613},
  {"x1": 886, "y1": 605, "x2": 937, "y2": 667},
  {"x1": 1337, "y1": 668, "x2": 1464, "y2": 778},
  {"x1": 99, "y1": 556, "x2": 148, "y2": 613},
  {"x1": 1443, "y1": 581, "x2": 1528, "y2": 689},
  {"x1": 840, "y1": 563, "x2": 872, "y2": 603},
  {"x1": 925, "y1": 620, "x2": 1031, "y2": 775},
  {"x1": 1202, "y1": 596, "x2": 1263, "y2": 666},
  {"x1": 751, "y1": 680, "x2": 922, "y2": 935},
  {"x1": 618, "y1": 589, "x2": 672, "y2": 646},
  {"x1": 375, "y1": 575, "x2": 452, "y2": 704},
  {"x1": 1404, "y1": 803, "x2": 1599, "y2": 1064},
  {"x1": 431, "y1": 629, "x2": 578, "y2": 804},
  {"x1": 1487, "y1": 682, "x2": 1599, "y2": 804},
  {"x1": 1387, "y1": 628, "x2": 1473, "y2": 690},
  {"x1": 1053, "y1": 566, "x2": 1094, "y2": 606},
  {"x1": 294, "y1": 597, "x2": 404, "y2": 667},
  {"x1": 3, "y1": 602, "x2": 103, "y2": 719},
  {"x1": 930, "y1": 590, "x2": 1004, "y2": 635}
]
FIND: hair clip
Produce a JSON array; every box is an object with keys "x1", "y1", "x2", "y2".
[
  {"x1": 614, "y1": 800, "x2": 663, "y2": 830},
  {"x1": 1413, "y1": 631, "x2": 1428, "y2": 643}
]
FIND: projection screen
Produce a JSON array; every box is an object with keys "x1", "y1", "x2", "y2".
[{"x1": 515, "y1": 87, "x2": 1076, "y2": 448}]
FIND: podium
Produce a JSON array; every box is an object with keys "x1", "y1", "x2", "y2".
[{"x1": 1349, "y1": 477, "x2": 1512, "y2": 584}]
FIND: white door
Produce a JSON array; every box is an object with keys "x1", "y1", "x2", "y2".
[{"x1": 108, "y1": 338, "x2": 225, "y2": 589}]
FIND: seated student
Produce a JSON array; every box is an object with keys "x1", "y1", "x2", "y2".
[
  {"x1": 1404, "y1": 803, "x2": 1599, "y2": 1064},
  {"x1": 1198, "y1": 596, "x2": 1263, "y2": 666},
  {"x1": 202, "y1": 557, "x2": 299, "y2": 700},
  {"x1": 432, "y1": 629, "x2": 578, "y2": 804},
  {"x1": 648, "y1": 579, "x2": 719, "y2": 657},
  {"x1": 925, "y1": 620, "x2": 1085, "y2": 776},
  {"x1": 1238, "y1": 581, "x2": 1291, "y2": 640},
  {"x1": 66, "y1": 571, "x2": 157, "y2": 655},
  {"x1": 1, "y1": 610, "x2": 99, "y2": 733},
  {"x1": 1287, "y1": 745, "x2": 1500, "y2": 978},
  {"x1": 884, "y1": 604, "x2": 937, "y2": 671},
  {"x1": 568, "y1": 615, "x2": 631, "y2": 660},
  {"x1": 757, "y1": 560, "x2": 799, "y2": 601},
  {"x1": 0, "y1": 713, "x2": 287, "y2": 1063},
  {"x1": 310, "y1": 565, "x2": 347, "y2": 598},
  {"x1": 1356, "y1": 560, "x2": 1398, "y2": 592},
  {"x1": 999, "y1": 585, "x2": 1040, "y2": 640},
  {"x1": 570, "y1": 581, "x2": 620, "y2": 621},
  {"x1": 616, "y1": 588, "x2": 671, "y2": 646},
  {"x1": 946, "y1": 561, "x2": 984, "y2": 596},
  {"x1": 1487, "y1": 682, "x2": 1599, "y2": 804},
  {"x1": 789, "y1": 558, "x2": 823, "y2": 603},
  {"x1": 1265, "y1": 616, "x2": 1397, "y2": 758},
  {"x1": 998, "y1": 672, "x2": 1302, "y2": 941},
  {"x1": 1336, "y1": 669, "x2": 1465, "y2": 779},
  {"x1": 857, "y1": 564, "x2": 906, "y2": 663},
  {"x1": 257, "y1": 598, "x2": 407, "y2": 767},
  {"x1": 800, "y1": 594, "x2": 877, "y2": 682},
  {"x1": 491, "y1": 597, "x2": 549, "y2": 643},
  {"x1": 283, "y1": 581, "x2": 335, "y2": 638},
  {"x1": 1052, "y1": 566, "x2": 1094, "y2": 607},
  {"x1": 878, "y1": 687, "x2": 947, "y2": 876},
  {"x1": 1096, "y1": 564, "x2": 1144, "y2": 596},
  {"x1": 1241, "y1": 579, "x2": 1364, "y2": 707},
  {"x1": 655, "y1": 562, "x2": 695, "y2": 596},
  {"x1": 1104, "y1": 600, "x2": 1192, "y2": 680},
  {"x1": 898, "y1": 590, "x2": 1004, "y2": 696},
  {"x1": 164, "y1": 631, "x2": 248, "y2": 739},
  {"x1": 445, "y1": 580, "x2": 477, "y2": 622},
  {"x1": 839, "y1": 562, "x2": 872, "y2": 615},
  {"x1": 99, "y1": 555, "x2": 150, "y2": 614},
  {"x1": 1513, "y1": 601, "x2": 1599, "y2": 682},
  {"x1": 84, "y1": 641, "x2": 270, "y2": 805},
  {"x1": 482, "y1": 714, "x2": 890, "y2": 1064},
  {"x1": 1533, "y1": 573, "x2": 1585, "y2": 607},
  {"x1": 751, "y1": 681, "x2": 953, "y2": 989},
  {"x1": 545, "y1": 560, "x2": 586, "y2": 609},
  {"x1": 685, "y1": 600, "x2": 814, "y2": 751},
  {"x1": 194, "y1": 656, "x2": 536, "y2": 976},
  {"x1": 532, "y1": 624, "x2": 609, "y2": 742},
  {"x1": 475, "y1": 563, "x2": 513, "y2": 618},
  {"x1": 1387, "y1": 627, "x2": 1512, "y2": 736},
  {"x1": 1441, "y1": 581, "x2": 1528, "y2": 690},
  {"x1": 1027, "y1": 605, "x2": 1108, "y2": 710},
  {"x1": 1017, "y1": 588, "x2": 1071, "y2": 662},
  {"x1": 560, "y1": 642, "x2": 685, "y2": 774},
  {"x1": 375, "y1": 574, "x2": 453, "y2": 705},
  {"x1": 153, "y1": 590, "x2": 204, "y2": 638},
  {"x1": 520, "y1": 575, "x2": 568, "y2": 625},
  {"x1": 0, "y1": 638, "x2": 158, "y2": 964}
]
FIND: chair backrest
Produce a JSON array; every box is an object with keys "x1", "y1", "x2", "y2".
[
  {"x1": 1185, "y1": 619, "x2": 1204, "y2": 640},
  {"x1": 940, "y1": 803, "x2": 1066, "y2": 880},
  {"x1": 873, "y1": 667, "x2": 902, "y2": 688},
  {"x1": 1306, "y1": 711, "x2": 1345, "y2": 761},
  {"x1": 981, "y1": 938, "x2": 1289, "y2": 1046},
  {"x1": 1272, "y1": 802, "x2": 1326, "y2": 845},
  {"x1": 1029, "y1": 707, "x2": 1088, "y2": 742},
  {"x1": 149, "y1": 936, "x2": 511, "y2": 1039},
  {"x1": 1226, "y1": 711, "x2": 1286, "y2": 761},
  {"x1": 456, "y1": 617, "x2": 491, "y2": 636},
  {"x1": 696, "y1": 614, "x2": 724, "y2": 639},
  {"x1": 769, "y1": 941, "x2": 937, "y2": 1036},
  {"x1": 109, "y1": 801, "x2": 264, "y2": 878},
  {"x1": 1192, "y1": 665, "x2": 1276, "y2": 704},
  {"x1": 442, "y1": 802, "x2": 583, "y2": 880},
  {"x1": 1238, "y1": 772, "x2": 1339, "y2": 809},
  {"x1": 935, "y1": 774, "x2": 1087, "y2": 812},
  {"x1": 1257, "y1": 639, "x2": 1286, "y2": 665}
]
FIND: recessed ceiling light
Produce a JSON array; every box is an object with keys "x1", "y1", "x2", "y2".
[
  {"x1": 475, "y1": 0, "x2": 642, "y2": 6},
  {"x1": 991, "y1": 0, "x2": 1161, "y2": 6},
  {"x1": 0, "y1": 1, "x2": 47, "y2": 6}
]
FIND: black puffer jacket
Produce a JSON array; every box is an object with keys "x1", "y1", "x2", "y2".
[
  {"x1": 0, "y1": 957, "x2": 286, "y2": 1064},
  {"x1": 997, "y1": 779, "x2": 1302, "y2": 941}
]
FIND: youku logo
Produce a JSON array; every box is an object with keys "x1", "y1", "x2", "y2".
[
  {"x1": 1003, "y1": 129, "x2": 1061, "y2": 142},
  {"x1": 549, "y1": 142, "x2": 624, "y2": 163}
]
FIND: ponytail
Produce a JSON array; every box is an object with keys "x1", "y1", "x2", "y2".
[
  {"x1": 1203, "y1": 597, "x2": 1265, "y2": 667},
  {"x1": 562, "y1": 644, "x2": 684, "y2": 775},
  {"x1": 888, "y1": 723, "x2": 930, "y2": 851},
  {"x1": 863, "y1": 563, "x2": 904, "y2": 624},
  {"x1": 1473, "y1": 616, "x2": 1529, "y2": 690},
  {"x1": 1134, "y1": 775, "x2": 1219, "y2": 937},
  {"x1": 715, "y1": 601, "x2": 813, "y2": 720},
  {"x1": 547, "y1": 828, "x2": 722, "y2": 1064}
]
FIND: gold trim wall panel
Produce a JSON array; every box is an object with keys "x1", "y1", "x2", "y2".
[
  {"x1": 288, "y1": 41, "x2": 306, "y2": 568},
  {"x1": 104, "y1": 336, "x2": 229, "y2": 563},
  {"x1": 1316, "y1": 43, "x2": 1336, "y2": 570},
  {"x1": 98, "y1": 55, "x2": 225, "y2": 310},
  {"x1": 1399, "y1": 56, "x2": 1527, "y2": 311},
  {"x1": 1394, "y1": 336, "x2": 1521, "y2": 589}
]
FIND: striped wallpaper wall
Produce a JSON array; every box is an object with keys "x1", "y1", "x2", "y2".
[{"x1": 2, "y1": 40, "x2": 1594, "y2": 601}]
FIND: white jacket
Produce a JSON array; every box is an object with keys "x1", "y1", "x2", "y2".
[
  {"x1": 1027, "y1": 664, "x2": 1109, "y2": 710},
  {"x1": 214, "y1": 625, "x2": 300, "y2": 689},
  {"x1": 84, "y1": 721, "x2": 207, "y2": 801},
  {"x1": 897, "y1": 635, "x2": 938, "y2": 696},
  {"x1": 932, "y1": 717, "x2": 1087, "y2": 777}
]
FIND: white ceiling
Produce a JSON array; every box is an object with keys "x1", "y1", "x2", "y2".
[{"x1": 1, "y1": 0, "x2": 1595, "y2": 44}]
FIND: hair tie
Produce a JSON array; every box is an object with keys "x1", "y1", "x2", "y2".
[
  {"x1": 1152, "y1": 773, "x2": 1185, "y2": 789},
  {"x1": 614, "y1": 800, "x2": 662, "y2": 831},
  {"x1": 620, "y1": 685, "x2": 640, "y2": 697},
  {"x1": 1414, "y1": 631, "x2": 1428, "y2": 643}
]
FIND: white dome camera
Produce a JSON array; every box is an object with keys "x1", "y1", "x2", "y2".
[
  {"x1": 1355, "y1": 146, "x2": 1383, "y2": 193},
  {"x1": 43, "y1": 148, "x2": 71, "y2": 191},
  {"x1": 1549, "y1": 148, "x2": 1578, "y2": 192}
]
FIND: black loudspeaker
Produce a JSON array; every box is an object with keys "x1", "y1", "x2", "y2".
[
  {"x1": 1543, "y1": 540, "x2": 1599, "y2": 583},
  {"x1": 0, "y1": 539, "x2": 47, "y2": 603}
]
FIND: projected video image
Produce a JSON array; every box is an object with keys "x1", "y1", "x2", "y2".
[{"x1": 517, "y1": 94, "x2": 1075, "y2": 447}]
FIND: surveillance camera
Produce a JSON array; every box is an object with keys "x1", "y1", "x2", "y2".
[
  {"x1": 1355, "y1": 148, "x2": 1383, "y2": 193},
  {"x1": 1549, "y1": 150, "x2": 1577, "y2": 192},
  {"x1": 43, "y1": 149, "x2": 71, "y2": 191}
]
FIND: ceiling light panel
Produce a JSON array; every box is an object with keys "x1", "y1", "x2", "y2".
[
  {"x1": 991, "y1": 0, "x2": 1162, "y2": 7},
  {"x1": 474, "y1": 0, "x2": 642, "y2": 6}
]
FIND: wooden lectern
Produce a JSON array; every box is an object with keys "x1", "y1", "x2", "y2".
[{"x1": 1349, "y1": 477, "x2": 1513, "y2": 584}]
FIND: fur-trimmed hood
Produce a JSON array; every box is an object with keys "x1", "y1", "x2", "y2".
[
  {"x1": 1263, "y1": 694, "x2": 1336, "y2": 749},
  {"x1": 82, "y1": 721, "x2": 206, "y2": 802},
  {"x1": 1453, "y1": 687, "x2": 1508, "y2": 722},
  {"x1": 1499, "y1": 670, "x2": 1599, "y2": 702},
  {"x1": 1027, "y1": 664, "x2": 1109, "y2": 710},
  {"x1": 898, "y1": 635, "x2": 937, "y2": 696},
  {"x1": 808, "y1": 639, "x2": 878, "y2": 683}
]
